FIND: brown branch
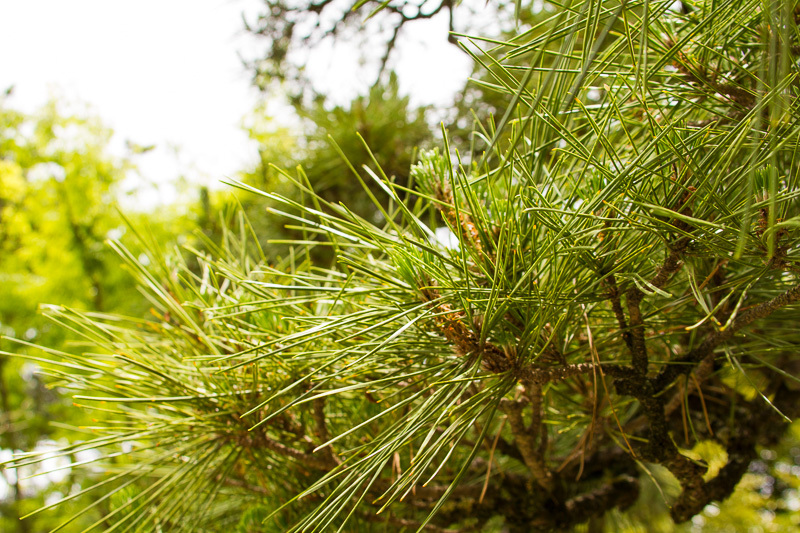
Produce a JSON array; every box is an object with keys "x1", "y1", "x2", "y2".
[
  {"x1": 372, "y1": 478, "x2": 484, "y2": 502},
  {"x1": 261, "y1": 436, "x2": 336, "y2": 470},
  {"x1": 526, "y1": 383, "x2": 544, "y2": 440},
  {"x1": 613, "y1": 378, "x2": 707, "y2": 507},
  {"x1": 377, "y1": 22, "x2": 404, "y2": 79},
  {"x1": 670, "y1": 381, "x2": 800, "y2": 523},
  {"x1": 217, "y1": 474, "x2": 268, "y2": 494},
  {"x1": 654, "y1": 280, "x2": 800, "y2": 391},
  {"x1": 431, "y1": 178, "x2": 485, "y2": 255},
  {"x1": 664, "y1": 353, "x2": 715, "y2": 416},
  {"x1": 671, "y1": 442, "x2": 755, "y2": 523},
  {"x1": 278, "y1": 411, "x2": 310, "y2": 441},
  {"x1": 422, "y1": 285, "x2": 614, "y2": 384},
  {"x1": 384, "y1": 0, "x2": 452, "y2": 23},
  {"x1": 308, "y1": 0, "x2": 335, "y2": 14},
  {"x1": 674, "y1": 49, "x2": 756, "y2": 110},
  {"x1": 642, "y1": 399, "x2": 706, "y2": 487},
  {"x1": 624, "y1": 289, "x2": 649, "y2": 375},
  {"x1": 446, "y1": 2, "x2": 457, "y2": 44},
  {"x1": 625, "y1": 234, "x2": 691, "y2": 375},
  {"x1": 377, "y1": 0, "x2": 454, "y2": 77},
  {"x1": 313, "y1": 396, "x2": 341, "y2": 465},
  {"x1": 604, "y1": 273, "x2": 633, "y2": 352},
  {"x1": 237, "y1": 432, "x2": 336, "y2": 471},
  {"x1": 362, "y1": 512, "x2": 467, "y2": 532},
  {"x1": 520, "y1": 362, "x2": 600, "y2": 385},
  {"x1": 563, "y1": 475, "x2": 640, "y2": 524},
  {"x1": 499, "y1": 398, "x2": 554, "y2": 491},
  {"x1": 650, "y1": 236, "x2": 691, "y2": 291}
]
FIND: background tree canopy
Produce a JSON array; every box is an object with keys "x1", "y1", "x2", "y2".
[
  {"x1": 0, "y1": 97, "x2": 205, "y2": 532},
  {"x1": 3, "y1": 1, "x2": 800, "y2": 532}
]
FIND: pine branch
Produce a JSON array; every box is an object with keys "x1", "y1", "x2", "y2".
[{"x1": 654, "y1": 280, "x2": 800, "y2": 391}]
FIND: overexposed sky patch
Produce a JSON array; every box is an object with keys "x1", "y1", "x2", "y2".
[
  {"x1": 0, "y1": 0, "x2": 264, "y2": 206},
  {"x1": 303, "y1": 12, "x2": 472, "y2": 110}
]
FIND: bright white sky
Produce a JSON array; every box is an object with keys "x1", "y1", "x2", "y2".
[{"x1": 0, "y1": 0, "x2": 472, "y2": 207}]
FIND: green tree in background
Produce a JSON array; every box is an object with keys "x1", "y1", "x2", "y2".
[
  {"x1": 0, "y1": 99, "x2": 130, "y2": 532},
  {"x1": 217, "y1": 73, "x2": 433, "y2": 262},
  {"x1": 5, "y1": 1, "x2": 800, "y2": 532},
  {"x1": 0, "y1": 99, "x2": 197, "y2": 532},
  {"x1": 0, "y1": 101, "x2": 126, "y2": 312}
]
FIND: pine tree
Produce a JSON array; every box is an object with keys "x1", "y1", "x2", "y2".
[{"x1": 5, "y1": 1, "x2": 800, "y2": 531}]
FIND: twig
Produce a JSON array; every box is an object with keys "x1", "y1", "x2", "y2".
[
  {"x1": 238, "y1": 432, "x2": 336, "y2": 471},
  {"x1": 499, "y1": 398, "x2": 554, "y2": 491},
  {"x1": 605, "y1": 273, "x2": 633, "y2": 352},
  {"x1": 625, "y1": 234, "x2": 691, "y2": 375},
  {"x1": 691, "y1": 371, "x2": 714, "y2": 436},
  {"x1": 216, "y1": 474, "x2": 268, "y2": 494},
  {"x1": 584, "y1": 311, "x2": 636, "y2": 457},
  {"x1": 312, "y1": 397, "x2": 340, "y2": 465},
  {"x1": 664, "y1": 353, "x2": 715, "y2": 417},
  {"x1": 563, "y1": 475, "x2": 640, "y2": 523},
  {"x1": 362, "y1": 512, "x2": 466, "y2": 532},
  {"x1": 654, "y1": 280, "x2": 800, "y2": 391},
  {"x1": 480, "y1": 417, "x2": 506, "y2": 504}
]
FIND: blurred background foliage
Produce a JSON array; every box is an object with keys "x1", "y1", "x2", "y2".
[
  {"x1": 2, "y1": 0, "x2": 800, "y2": 531},
  {"x1": 0, "y1": 98, "x2": 205, "y2": 532},
  {"x1": 230, "y1": 72, "x2": 433, "y2": 263}
]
